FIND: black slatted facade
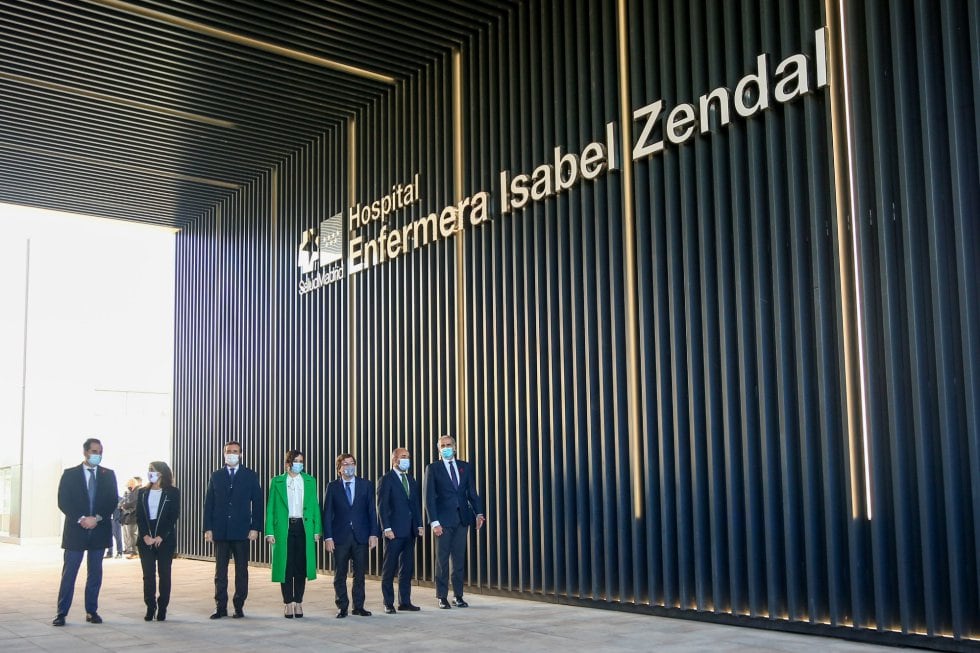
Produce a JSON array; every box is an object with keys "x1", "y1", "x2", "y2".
[{"x1": 166, "y1": 1, "x2": 977, "y2": 650}]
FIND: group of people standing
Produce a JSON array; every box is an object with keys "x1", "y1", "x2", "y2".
[{"x1": 52, "y1": 435, "x2": 485, "y2": 626}]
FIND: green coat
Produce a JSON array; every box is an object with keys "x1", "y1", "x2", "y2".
[{"x1": 266, "y1": 472, "x2": 322, "y2": 582}]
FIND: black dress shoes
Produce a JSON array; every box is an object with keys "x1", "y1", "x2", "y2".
[
  {"x1": 52, "y1": 615, "x2": 66, "y2": 627},
  {"x1": 384, "y1": 604, "x2": 397, "y2": 614},
  {"x1": 398, "y1": 604, "x2": 421, "y2": 612},
  {"x1": 86, "y1": 612, "x2": 103, "y2": 623},
  {"x1": 336, "y1": 609, "x2": 348, "y2": 618},
  {"x1": 453, "y1": 597, "x2": 469, "y2": 608},
  {"x1": 144, "y1": 607, "x2": 155, "y2": 621},
  {"x1": 209, "y1": 609, "x2": 227, "y2": 619},
  {"x1": 438, "y1": 598, "x2": 452, "y2": 609},
  {"x1": 232, "y1": 609, "x2": 245, "y2": 618},
  {"x1": 156, "y1": 608, "x2": 167, "y2": 621},
  {"x1": 351, "y1": 607, "x2": 372, "y2": 616}
]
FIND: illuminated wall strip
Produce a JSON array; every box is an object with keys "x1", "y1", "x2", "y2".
[
  {"x1": 615, "y1": 0, "x2": 644, "y2": 522},
  {"x1": 836, "y1": 0, "x2": 873, "y2": 521},
  {"x1": 347, "y1": 117, "x2": 357, "y2": 451},
  {"x1": 453, "y1": 49, "x2": 468, "y2": 452}
]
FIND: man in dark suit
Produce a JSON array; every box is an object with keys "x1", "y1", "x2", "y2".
[
  {"x1": 203, "y1": 440, "x2": 264, "y2": 619},
  {"x1": 377, "y1": 447, "x2": 424, "y2": 613},
  {"x1": 424, "y1": 434, "x2": 486, "y2": 609},
  {"x1": 323, "y1": 452, "x2": 379, "y2": 617},
  {"x1": 52, "y1": 438, "x2": 119, "y2": 626}
]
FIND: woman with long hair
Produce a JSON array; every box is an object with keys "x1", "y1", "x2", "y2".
[{"x1": 136, "y1": 461, "x2": 180, "y2": 621}]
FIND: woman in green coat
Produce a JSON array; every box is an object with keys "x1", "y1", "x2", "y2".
[{"x1": 265, "y1": 449, "x2": 322, "y2": 618}]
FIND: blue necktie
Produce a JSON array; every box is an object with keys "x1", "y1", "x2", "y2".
[
  {"x1": 449, "y1": 462, "x2": 459, "y2": 489},
  {"x1": 87, "y1": 469, "x2": 97, "y2": 514},
  {"x1": 345, "y1": 481, "x2": 353, "y2": 505}
]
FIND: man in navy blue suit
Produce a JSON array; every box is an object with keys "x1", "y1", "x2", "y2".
[
  {"x1": 377, "y1": 447, "x2": 424, "y2": 613},
  {"x1": 323, "y1": 452, "x2": 379, "y2": 617},
  {"x1": 52, "y1": 438, "x2": 118, "y2": 626},
  {"x1": 424, "y1": 434, "x2": 485, "y2": 609},
  {"x1": 203, "y1": 440, "x2": 264, "y2": 619}
]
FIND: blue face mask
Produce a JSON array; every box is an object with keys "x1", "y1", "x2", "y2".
[
  {"x1": 87, "y1": 453, "x2": 102, "y2": 467},
  {"x1": 397, "y1": 458, "x2": 411, "y2": 471},
  {"x1": 440, "y1": 447, "x2": 454, "y2": 460},
  {"x1": 291, "y1": 462, "x2": 304, "y2": 474},
  {"x1": 342, "y1": 465, "x2": 356, "y2": 478}
]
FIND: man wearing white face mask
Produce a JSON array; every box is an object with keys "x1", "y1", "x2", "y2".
[
  {"x1": 322, "y1": 453, "x2": 379, "y2": 618},
  {"x1": 203, "y1": 440, "x2": 264, "y2": 619},
  {"x1": 52, "y1": 438, "x2": 118, "y2": 626},
  {"x1": 377, "y1": 447, "x2": 424, "y2": 614}
]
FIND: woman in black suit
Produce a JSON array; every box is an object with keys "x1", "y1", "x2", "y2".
[{"x1": 137, "y1": 461, "x2": 180, "y2": 621}]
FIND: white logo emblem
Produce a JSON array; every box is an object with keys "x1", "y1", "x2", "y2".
[{"x1": 298, "y1": 213, "x2": 343, "y2": 273}]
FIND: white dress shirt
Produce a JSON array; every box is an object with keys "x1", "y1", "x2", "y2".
[{"x1": 287, "y1": 474, "x2": 304, "y2": 518}]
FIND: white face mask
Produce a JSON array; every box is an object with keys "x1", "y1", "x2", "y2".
[
  {"x1": 342, "y1": 465, "x2": 356, "y2": 478},
  {"x1": 225, "y1": 453, "x2": 240, "y2": 466},
  {"x1": 148, "y1": 471, "x2": 161, "y2": 484}
]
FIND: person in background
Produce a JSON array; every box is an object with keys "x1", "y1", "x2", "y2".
[
  {"x1": 137, "y1": 462, "x2": 180, "y2": 621},
  {"x1": 377, "y1": 447, "x2": 424, "y2": 614},
  {"x1": 119, "y1": 477, "x2": 140, "y2": 558},
  {"x1": 52, "y1": 438, "x2": 118, "y2": 626},
  {"x1": 106, "y1": 493, "x2": 124, "y2": 559},
  {"x1": 265, "y1": 450, "x2": 322, "y2": 618},
  {"x1": 322, "y1": 453, "x2": 379, "y2": 618},
  {"x1": 203, "y1": 441, "x2": 263, "y2": 619}
]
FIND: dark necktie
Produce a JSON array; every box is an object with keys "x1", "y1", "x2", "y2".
[
  {"x1": 87, "y1": 468, "x2": 97, "y2": 514},
  {"x1": 229, "y1": 467, "x2": 236, "y2": 482},
  {"x1": 401, "y1": 473, "x2": 410, "y2": 497},
  {"x1": 345, "y1": 481, "x2": 353, "y2": 505},
  {"x1": 449, "y1": 462, "x2": 459, "y2": 489}
]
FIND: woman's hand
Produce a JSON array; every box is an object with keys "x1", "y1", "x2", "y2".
[
  {"x1": 143, "y1": 534, "x2": 154, "y2": 545},
  {"x1": 265, "y1": 535, "x2": 275, "y2": 544}
]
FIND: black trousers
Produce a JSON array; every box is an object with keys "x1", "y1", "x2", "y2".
[
  {"x1": 434, "y1": 523, "x2": 469, "y2": 599},
  {"x1": 381, "y1": 535, "x2": 417, "y2": 607},
  {"x1": 333, "y1": 537, "x2": 368, "y2": 610},
  {"x1": 214, "y1": 539, "x2": 250, "y2": 610},
  {"x1": 281, "y1": 519, "x2": 307, "y2": 603},
  {"x1": 138, "y1": 527, "x2": 175, "y2": 609}
]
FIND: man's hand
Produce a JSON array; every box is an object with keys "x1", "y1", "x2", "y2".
[
  {"x1": 248, "y1": 530, "x2": 258, "y2": 541},
  {"x1": 417, "y1": 527, "x2": 425, "y2": 537},
  {"x1": 265, "y1": 535, "x2": 275, "y2": 544},
  {"x1": 384, "y1": 530, "x2": 396, "y2": 540},
  {"x1": 368, "y1": 535, "x2": 378, "y2": 550},
  {"x1": 204, "y1": 530, "x2": 213, "y2": 543},
  {"x1": 433, "y1": 525, "x2": 444, "y2": 537},
  {"x1": 80, "y1": 516, "x2": 98, "y2": 529},
  {"x1": 476, "y1": 515, "x2": 486, "y2": 530},
  {"x1": 324, "y1": 539, "x2": 335, "y2": 553}
]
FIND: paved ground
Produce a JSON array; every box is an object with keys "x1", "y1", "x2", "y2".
[{"x1": 0, "y1": 543, "x2": 917, "y2": 652}]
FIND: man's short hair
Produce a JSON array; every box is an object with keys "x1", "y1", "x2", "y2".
[
  {"x1": 224, "y1": 440, "x2": 242, "y2": 451},
  {"x1": 335, "y1": 452, "x2": 356, "y2": 473},
  {"x1": 83, "y1": 438, "x2": 102, "y2": 452}
]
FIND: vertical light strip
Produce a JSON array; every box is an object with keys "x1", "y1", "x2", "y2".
[
  {"x1": 453, "y1": 50, "x2": 468, "y2": 454},
  {"x1": 270, "y1": 169, "x2": 279, "y2": 452},
  {"x1": 824, "y1": 5, "x2": 873, "y2": 520},
  {"x1": 348, "y1": 118, "x2": 358, "y2": 452},
  {"x1": 836, "y1": 2, "x2": 873, "y2": 520},
  {"x1": 615, "y1": 0, "x2": 644, "y2": 520}
]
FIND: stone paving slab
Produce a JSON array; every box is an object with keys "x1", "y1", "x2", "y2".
[{"x1": 0, "y1": 543, "x2": 918, "y2": 652}]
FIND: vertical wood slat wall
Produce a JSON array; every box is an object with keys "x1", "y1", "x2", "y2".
[{"x1": 174, "y1": 0, "x2": 978, "y2": 648}]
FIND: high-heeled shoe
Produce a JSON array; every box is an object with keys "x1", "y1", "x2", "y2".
[
  {"x1": 144, "y1": 606, "x2": 156, "y2": 621},
  {"x1": 294, "y1": 603, "x2": 303, "y2": 618},
  {"x1": 284, "y1": 602, "x2": 294, "y2": 619},
  {"x1": 156, "y1": 608, "x2": 167, "y2": 621}
]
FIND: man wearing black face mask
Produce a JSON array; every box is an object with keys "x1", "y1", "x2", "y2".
[
  {"x1": 203, "y1": 440, "x2": 264, "y2": 619},
  {"x1": 52, "y1": 438, "x2": 118, "y2": 626}
]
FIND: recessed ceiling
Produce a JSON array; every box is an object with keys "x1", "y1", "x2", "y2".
[{"x1": 0, "y1": 0, "x2": 513, "y2": 227}]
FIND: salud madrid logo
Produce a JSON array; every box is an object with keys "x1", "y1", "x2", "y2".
[{"x1": 297, "y1": 213, "x2": 344, "y2": 295}]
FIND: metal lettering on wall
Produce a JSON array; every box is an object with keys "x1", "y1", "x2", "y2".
[{"x1": 296, "y1": 28, "x2": 829, "y2": 295}]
